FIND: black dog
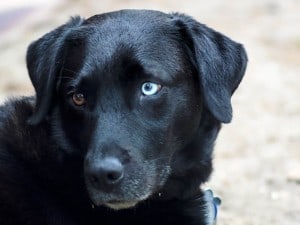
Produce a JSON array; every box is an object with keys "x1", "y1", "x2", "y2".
[{"x1": 0, "y1": 9, "x2": 247, "y2": 225}]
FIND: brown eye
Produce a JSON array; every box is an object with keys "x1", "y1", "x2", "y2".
[{"x1": 72, "y1": 93, "x2": 86, "y2": 106}]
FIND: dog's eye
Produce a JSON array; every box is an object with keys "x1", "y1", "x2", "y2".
[
  {"x1": 72, "y1": 92, "x2": 86, "y2": 106},
  {"x1": 141, "y1": 82, "x2": 162, "y2": 96}
]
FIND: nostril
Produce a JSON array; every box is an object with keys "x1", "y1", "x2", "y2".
[{"x1": 106, "y1": 170, "x2": 123, "y2": 183}]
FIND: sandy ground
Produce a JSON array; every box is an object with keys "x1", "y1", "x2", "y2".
[{"x1": 0, "y1": 0, "x2": 299, "y2": 224}]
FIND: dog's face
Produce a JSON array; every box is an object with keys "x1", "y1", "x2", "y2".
[
  {"x1": 26, "y1": 10, "x2": 247, "y2": 210},
  {"x1": 57, "y1": 13, "x2": 203, "y2": 209}
]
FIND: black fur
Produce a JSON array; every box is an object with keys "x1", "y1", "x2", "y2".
[{"x1": 0, "y1": 10, "x2": 247, "y2": 225}]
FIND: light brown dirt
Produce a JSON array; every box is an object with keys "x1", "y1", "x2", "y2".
[{"x1": 0, "y1": 1, "x2": 299, "y2": 225}]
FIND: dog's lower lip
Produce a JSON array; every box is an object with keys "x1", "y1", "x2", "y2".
[{"x1": 104, "y1": 200, "x2": 139, "y2": 210}]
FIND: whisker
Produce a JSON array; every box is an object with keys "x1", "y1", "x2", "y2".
[
  {"x1": 59, "y1": 76, "x2": 74, "y2": 80},
  {"x1": 62, "y1": 67, "x2": 79, "y2": 76},
  {"x1": 83, "y1": 60, "x2": 94, "y2": 70}
]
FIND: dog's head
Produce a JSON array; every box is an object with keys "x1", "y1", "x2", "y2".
[{"x1": 26, "y1": 10, "x2": 247, "y2": 210}]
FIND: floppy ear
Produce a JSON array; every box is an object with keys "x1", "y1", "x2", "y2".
[
  {"x1": 26, "y1": 16, "x2": 84, "y2": 125},
  {"x1": 171, "y1": 14, "x2": 247, "y2": 123}
]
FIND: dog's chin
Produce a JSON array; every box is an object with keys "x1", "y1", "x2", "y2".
[
  {"x1": 104, "y1": 201, "x2": 139, "y2": 210},
  {"x1": 89, "y1": 192, "x2": 151, "y2": 210}
]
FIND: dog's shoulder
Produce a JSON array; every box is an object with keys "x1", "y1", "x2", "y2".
[
  {"x1": 0, "y1": 97, "x2": 54, "y2": 224},
  {"x1": 0, "y1": 96, "x2": 48, "y2": 172},
  {"x1": 0, "y1": 96, "x2": 35, "y2": 125},
  {"x1": 0, "y1": 96, "x2": 36, "y2": 147}
]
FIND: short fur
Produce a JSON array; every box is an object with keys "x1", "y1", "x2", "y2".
[{"x1": 0, "y1": 10, "x2": 247, "y2": 225}]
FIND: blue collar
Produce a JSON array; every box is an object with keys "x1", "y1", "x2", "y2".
[{"x1": 204, "y1": 189, "x2": 221, "y2": 224}]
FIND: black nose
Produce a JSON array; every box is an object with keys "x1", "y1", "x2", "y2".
[{"x1": 86, "y1": 157, "x2": 124, "y2": 191}]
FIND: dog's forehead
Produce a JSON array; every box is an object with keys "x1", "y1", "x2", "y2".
[
  {"x1": 68, "y1": 10, "x2": 188, "y2": 80},
  {"x1": 81, "y1": 10, "x2": 181, "y2": 52}
]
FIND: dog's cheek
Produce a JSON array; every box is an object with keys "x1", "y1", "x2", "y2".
[
  {"x1": 174, "y1": 105, "x2": 201, "y2": 138},
  {"x1": 168, "y1": 88, "x2": 202, "y2": 145},
  {"x1": 54, "y1": 104, "x2": 96, "y2": 154},
  {"x1": 143, "y1": 139, "x2": 175, "y2": 189}
]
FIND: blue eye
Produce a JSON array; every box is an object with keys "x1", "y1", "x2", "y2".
[{"x1": 141, "y1": 82, "x2": 162, "y2": 96}]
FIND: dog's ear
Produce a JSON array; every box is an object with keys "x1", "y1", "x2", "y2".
[
  {"x1": 171, "y1": 14, "x2": 247, "y2": 123},
  {"x1": 26, "y1": 17, "x2": 84, "y2": 125}
]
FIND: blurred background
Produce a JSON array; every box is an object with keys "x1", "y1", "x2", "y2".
[{"x1": 0, "y1": 0, "x2": 299, "y2": 224}]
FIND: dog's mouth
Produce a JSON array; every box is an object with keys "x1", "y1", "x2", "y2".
[
  {"x1": 104, "y1": 200, "x2": 139, "y2": 210},
  {"x1": 84, "y1": 156, "x2": 171, "y2": 210},
  {"x1": 92, "y1": 192, "x2": 151, "y2": 210}
]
